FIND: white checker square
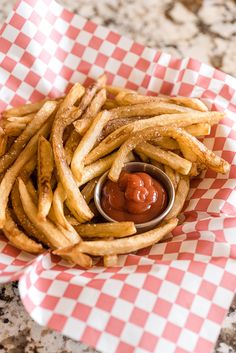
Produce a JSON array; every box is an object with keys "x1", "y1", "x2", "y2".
[
  {"x1": 144, "y1": 313, "x2": 166, "y2": 336},
  {"x1": 54, "y1": 18, "x2": 70, "y2": 35},
  {"x1": 164, "y1": 68, "x2": 179, "y2": 82},
  {"x1": 59, "y1": 36, "x2": 74, "y2": 52},
  {"x1": 97, "y1": 332, "x2": 119, "y2": 353},
  {"x1": 124, "y1": 273, "x2": 145, "y2": 289},
  {"x1": 47, "y1": 280, "x2": 68, "y2": 296},
  {"x1": 142, "y1": 47, "x2": 156, "y2": 62},
  {"x1": 182, "y1": 69, "x2": 199, "y2": 84},
  {"x1": 149, "y1": 242, "x2": 166, "y2": 255},
  {"x1": 158, "y1": 53, "x2": 171, "y2": 66},
  {"x1": 120, "y1": 322, "x2": 143, "y2": 346},
  {"x1": 21, "y1": 21, "x2": 38, "y2": 37},
  {"x1": 203, "y1": 264, "x2": 224, "y2": 284},
  {"x1": 82, "y1": 47, "x2": 99, "y2": 64},
  {"x1": 112, "y1": 298, "x2": 133, "y2": 321},
  {"x1": 199, "y1": 63, "x2": 215, "y2": 77},
  {"x1": 94, "y1": 25, "x2": 110, "y2": 40},
  {"x1": 63, "y1": 317, "x2": 86, "y2": 339},
  {"x1": 16, "y1": 1, "x2": 33, "y2": 19},
  {"x1": 27, "y1": 286, "x2": 46, "y2": 305},
  {"x1": 26, "y1": 39, "x2": 42, "y2": 56},
  {"x1": 2, "y1": 25, "x2": 19, "y2": 42},
  {"x1": 48, "y1": 0, "x2": 62, "y2": 16},
  {"x1": 212, "y1": 243, "x2": 230, "y2": 257},
  {"x1": 87, "y1": 308, "x2": 110, "y2": 331},
  {"x1": 135, "y1": 289, "x2": 157, "y2": 311},
  {"x1": 78, "y1": 287, "x2": 100, "y2": 307},
  {"x1": 52, "y1": 75, "x2": 68, "y2": 91},
  {"x1": 99, "y1": 41, "x2": 116, "y2": 56},
  {"x1": 7, "y1": 45, "x2": 24, "y2": 61},
  {"x1": 106, "y1": 57, "x2": 123, "y2": 74},
  {"x1": 168, "y1": 304, "x2": 188, "y2": 327},
  {"x1": 128, "y1": 69, "x2": 146, "y2": 85},
  {"x1": 34, "y1": 1, "x2": 49, "y2": 18},
  {"x1": 55, "y1": 297, "x2": 76, "y2": 316},
  {"x1": 212, "y1": 287, "x2": 233, "y2": 309},
  {"x1": 71, "y1": 15, "x2": 87, "y2": 29},
  {"x1": 48, "y1": 56, "x2": 63, "y2": 74},
  {"x1": 155, "y1": 338, "x2": 175, "y2": 353},
  {"x1": 102, "y1": 279, "x2": 124, "y2": 297},
  {"x1": 171, "y1": 261, "x2": 190, "y2": 272},
  {"x1": 177, "y1": 328, "x2": 198, "y2": 352},
  {"x1": 117, "y1": 36, "x2": 133, "y2": 51},
  {"x1": 0, "y1": 86, "x2": 16, "y2": 103},
  {"x1": 31, "y1": 307, "x2": 53, "y2": 327},
  {"x1": 181, "y1": 272, "x2": 201, "y2": 294},
  {"x1": 31, "y1": 59, "x2": 47, "y2": 76},
  {"x1": 77, "y1": 30, "x2": 93, "y2": 46},
  {"x1": 113, "y1": 76, "x2": 128, "y2": 88},
  {"x1": 148, "y1": 76, "x2": 163, "y2": 94},
  {"x1": 122, "y1": 52, "x2": 138, "y2": 66},
  {"x1": 158, "y1": 282, "x2": 179, "y2": 303},
  {"x1": 191, "y1": 295, "x2": 211, "y2": 318},
  {"x1": 43, "y1": 38, "x2": 58, "y2": 56},
  {"x1": 63, "y1": 54, "x2": 78, "y2": 70},
  {"x1": 199, "y1": 319, "x2": 221, "y2": 342},
  {"x1": 70, "y1": 71, "x2": 87, "y2": 85},
  {"x1": 87, "y1": 65, "x2": 105, "y2": 80}
]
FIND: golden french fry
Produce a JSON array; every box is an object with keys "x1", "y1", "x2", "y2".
[
  {"x1": 37, "y1": 136, "x2": 54, "y2": 219},
  {"x1": 72, "y1": 111, "x2": 111, "y2": 182},
  {"x1": 115, "y1": 91, "x2": 208, "y2": 112},
  {"x1": 3, "y1": 122, "x2": 27, "y2": 136},
  {"x1": 52, "y1": 77, "x2": 106, "y2": 223},
  {"x1": 109, "y1": 126, "x2": 229, "y2": 182},
  {"x1": 5, "y1": 114, "x2": 35, "y2": 124},
  {"x1": 73, "y1": 88, "x2": 107, "y2": 135},
  {"x1": 151, "y1": 137, "x2": 179, "y2": 150},
  {"x1": 135, "y1": 150, "x2": 149, "y2": 163},
  {"x1": 0, "y1": 101, "x2": 57, "y2": 174},
  {"x1": 150, "y1": 159, "x2": 164, "y2": 170},
  {"x1": 3, "y1": 208, "x2": 44, "y2": 254},
  {"x1": 64, "y1": 130, "x2": 81, "y2": 165},
  {"x1": 55, "y1": 218, "x2": 178, "y2": 257},
  {"x1": 0, "y1": 119, "x2": 52, "y2": 228},
  {"x1": 106, "y1": 85, "x2": 134, "y2": 96},
  {"x1": 2, "y1": 98, "x2": 48, "y2": 118},
  {"x1": 52, "y1": 183, "x2": 69, "y2": 229},
  {"x1": 75, "y1": 222, "x2": 136, "y2": 238},
  {"x1": 165, "y1": 177, "x2": 190, "y2": 220},
  {"x1": 164, "y1": 165, "x2": 178, "y2": 189},
  {"x1": 102, "y1": 99, "x2": 118, "y2": 110},
  {"x1": 104, "y1": 255, "x2": 118, "y2": 267},
  {"x1": 0, "y1": 133, "x2": 7, "y2": 158},
  {"x1": 78, "y1": 151, "x2": 134, "y2": 187},
  {"x1": 135, "y1": 142, "x2": 192, "y2": 175},
  {"x1": 99, "y1": 117, "x2": 145, "y2": 140},
  {"x1": 185, "y1": 123, "x2": 211, "y2": 136},
  {"x1": 65, "y1": 215, "x2": 79, "y2": 226},
  {"x1": 81, "y1": 178, "x2": 98, "y2": 204},
  {"x1": 85, "y1": 111, "x2": 223, "y2": 165}
]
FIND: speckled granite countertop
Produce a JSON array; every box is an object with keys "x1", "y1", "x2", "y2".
[{"x1": 0, "y1": 1, "x2": 236, "y2": 352}]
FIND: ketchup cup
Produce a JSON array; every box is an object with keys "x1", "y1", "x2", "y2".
[{"x1": 94, "y1": 162, "x2": 175, "y2": 232}]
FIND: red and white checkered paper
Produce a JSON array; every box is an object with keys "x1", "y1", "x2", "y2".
[{"x1": 0, "y1": 0, "x2": 236, "y2": 352}]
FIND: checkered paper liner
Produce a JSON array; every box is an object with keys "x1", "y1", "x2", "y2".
[{"x1": 0, "y1": 0, "x2": 236, "y2": 352}]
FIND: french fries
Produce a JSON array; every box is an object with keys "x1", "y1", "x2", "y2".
[
  {"x1": 37, "y1": 136, "x2": 54, "y2": 219},
  {"x1": 0, "y1": 76, "x2": 229, "y2": 268}
]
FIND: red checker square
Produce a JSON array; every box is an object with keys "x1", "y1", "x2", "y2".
[
  {"x1": 166, "y1": 268, "x2": 185, "y2": 285},
  {"x1": 29, "y1": 11, "x2": 42, "y2": 26},
  {"x1": 129, "y1": 307, "x2": 149, "y2": 327},
  {"x1": 39, "y1": 49, "x2": 51, "y2": 64},
  {"x1": 106, "y1": 316, "x2": 125, "y2": 336},
  {"x1": 196, "y1": 75, "x2": 211, "y2": 89},
  {"x1": 192, "y1": 189, "x2": 206, "y2": 199},
  {"x1": 229, "y1": 129, "x2": 236, "y2": 139},
  {"x1": 66, "y1": 25, "x2": 79, "y2": 40},
  {"x1": 71, "y1": 43, "x2": 86, "y2": 57},
  {"x1": 112, "y1": 47, "x2": 127, "y2": 60},
  {"x1": 153, "y1": 298, "x2": 172, "y2": 317},
  {"x1": 40, "y1": 295, "x2": 59, "y2": 310},
  {"x1": 12, "y1": 259, "x2": 27, "y2": 266},
  {"x1": 89, "y1": 36, "x2": 103, "y2": 50},
  {"x1": 198, "y1": 280, "x2": 217, "y2": 300},
  {"x1": 220, "y1": 272, "x2": 236, "y2": 291},
  {"x1": 228, "y1": 102, "x2": 236, "y2": 113},
  {"x1": 112, "y1": 273, "x2": 128, "y2": 281},
  {"x1": 9, "y1": 13, "x2": 25, "y2": 30},
  {"x1": 22, "y1": 295, "x2": 35, "y2": 313},
  {"x1": 153, "y1": 64, "x2": 166, "y2": 79},
  {"x1": 55, "y1": 272, "x2": 74, "y2": 281},
  {"x1": 87, "y1": 279, "x2": 104, "y2": 290},
  {"x1": 95, "y1": 53, "x2": 109, "y2": 68},
  {"x1": 163, "y1": 322, "x2": 181, "y2": 343},
  {"x1": 126, "y1": 81, "x2": 139, "y2": 91},
  {"x1": 165, "y1": 242, "x2": 181, "y2": 254},
  {"x1": 195, "y1": 219, "x2": 210, "y2": 232},
  {"x1": 136, "y1": 58, "x2": 150, "y2": 72},
  {"x1": 224, "y1": 217, "x2": 236, "y2": 229},
  {"x1": 15, "y1": 33, "x2": 31, "y2": 49},
  {"x1": 21, "y1": 52, "x2": 35, "y2": 68},
  {"x1": 196, "y1": 240, "x2": 214, "y2": 256},
  {"x1": 195, "y1": 198, "x2": 212, "y2": 210},
  {"x1": 45, "y1": 68, "x2": 56, "y2": 83},
  {"x1": 30, "y1": 90, "x2": 45, "y2": 102},
  {"x1": 175, "y1": 348, "x2": 190, "y2": 353},
  {"x1": 61, "y1": 9, "x2": 74, "y2": 22},
  {"x1": 35, "y1": 278, "x2": 52, "y2": 292},
  {"x1": 169, "y1": 58, "x2": 182, "y2": 70},
  {"x1": 160, "y1": 81, "x2": 174, "y2": 95},
  {"x1": 139, "y1": 331, "x2": 157, "y2": 352},
  {"x1": 222, "y1": 202, "x2": 236, "y2": 216},
  {"x1": 10, "y1": 94, "x2": 25, "y2": 107},
  {"x1": 176, "y1": 289, "x2": 194, "y2": 309},
  {"x1": 45, "y1": 11, "x2": 57, "y2": 24},
  {"x1": 25, "y1": 71, "x2": 41, "y2": 86},
  {"x1": 0, "y1": 22, "x2": 7, "y2": 36},
  {"x1": 220, "y1": 85, "x2": 234, "y2": 100},
  {"x1": 96, "y1": 293, "x2": 115, "y2": 312},
  {"x1": 195, "y1": 337, "x2": 213, "y2": 353},
  {"x1": 177, "y1": 70, "x2": 185, "y2": 81},
  {"x1": 47, "y1": 313, "x2": 67, "y2": 332},
  {"x1": 178, "y1": 83, "x2": 194, "y2": 96},
  {"x1": 117, "y1": 63, "x2": 132, "y2": 78},
  {"x1": 83, "y1": 21, "x2": 97, "y2": 34},
  {"x1": 34, "y1": 31, "x2": 47, "y2": 45},
  {"x1": 72, "y1": 302, "x2": 91, "y2": 320},
  {"x1": 215, "y1": 188, "x2": 232, "y2": 199},
  {"x1": 1, "y1": 57, "x2": 16, "y2": 72},
  {"x1": 130, "y1": 42, "x2": 144, "y2": 56},
  {"x1": 208, "y1": 304, "x2": 227, "y2": 324},
  {"x1": 2, "y1": 244, "x2": 20, "y2": 257},
  {"x1": 213, "y1": 137, "x2": 225, "y2": 150},
  {"x1": 0, "y1": 38, "x2": 11, "y2": 53},
  {"x1": 81, "y1": 326, "x2": 101, "y2": 347},
  {"x1": 211, "y1": 180, "x2": 226, "y2": 191},
  {"x1": 63, "y1": 284, "x2": 82, "y2": 299},
  {"x1": 222, "y1": 150, "x2": 235, "y2": 163},
  {"x1": 106, "y1": 31, "x2": 121, "y2": 44},
  {"x1": 213, "y1": 69, "x2": 226, "y2": 80},
  {"x1": 185, "y1": 313, "x2": 204, "y2": 333},
  {"x1": 187, "y1": 58, "x2": 201, "y2": 71},
  {"x1": 120, "y1": 284, "x2": 139, "y2": 302},
  {"x1": 116, "y1": 342, "x2": 134, "y2": 353},
  {"x1": 55, "y1": 47, "x2": 67, "y2": 62},
  {"x1": 141, "y1": 74, "x2": 151, "y2": 89}
]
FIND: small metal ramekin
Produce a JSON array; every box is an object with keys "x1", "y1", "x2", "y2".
[{"x1": 94, "y1": 162, "x2": 175, "y2": 232}]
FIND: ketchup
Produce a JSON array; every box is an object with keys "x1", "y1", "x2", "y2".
[{"x1": 101, "y1": 171, "x2": 167, "y2": 223}]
